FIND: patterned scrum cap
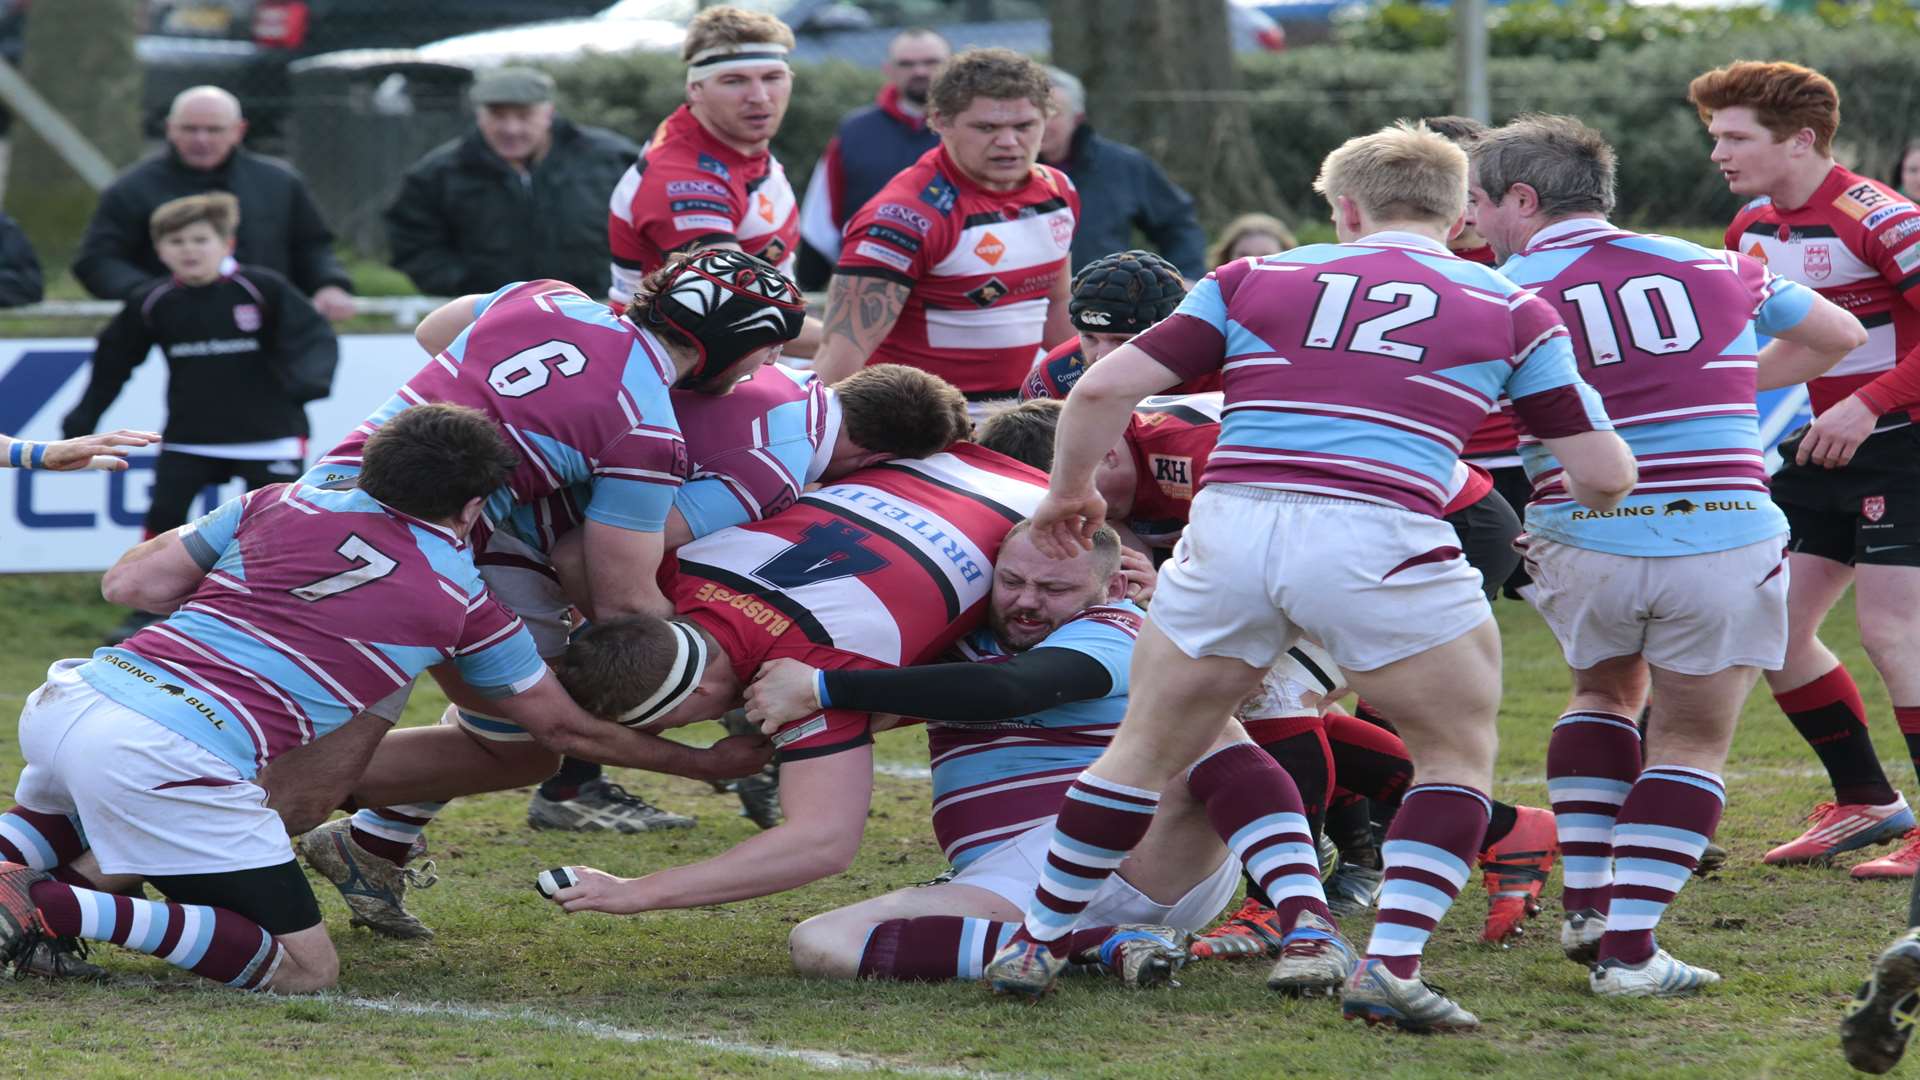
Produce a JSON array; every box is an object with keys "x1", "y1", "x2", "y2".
[
  {"x1": 642, "y1": 248, "x2": 806, "y2": 386},
  {"x1": 1068, "y1": 250, "x2": 1187, "y2": 334}
]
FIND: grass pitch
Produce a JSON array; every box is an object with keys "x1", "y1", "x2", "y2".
[{"x1": 0, "y1": 572, "x2": 1907, "y2": 1079}]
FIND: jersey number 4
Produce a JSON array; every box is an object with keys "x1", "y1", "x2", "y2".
[
  {"x1": 752, "y1": 520, "x2": 890, "y2": 589},
  {"x1": 290, "y1": 534, "x2": 398, "y2": 602}
]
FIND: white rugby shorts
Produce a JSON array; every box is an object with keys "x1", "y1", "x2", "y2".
[
  {"x1": 950, "y1": 817, "x2": 1238, "y2": 932},
  {"x1": 1151, "y1": 485, "x2": 1492, "y2": 673},
  {"x1": 1523, "y1": 534, "x2": 1791, "y2": 675},
  {"x1": 13, "y1": 660, "x2": 293, "y2": 876}
]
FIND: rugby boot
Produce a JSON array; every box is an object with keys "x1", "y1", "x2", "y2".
[
  {"x1": 733, "y1": 765, "x2": 782, "y2": 830},
  {"x1": 1589, "y1": 948, "x2": 1720, "y2": 997},
  {"x1": 1478, "y1": 805, "x2": 1558, "y2": 943},
  {"x1": 1317, "y1": 832, "x2": 1340, "y2": 879},
  {"x1": 1189, "y1": 896, "x2": 1286, "y2": 960},
  {"x1": 17, "y1": 935, "x2": 107, "y2": 981},
  {"x1": 985, "y1": 937, "x2": 1070, "y2": 1001},
  {"x1": 1696, "y1": 840, "x2": 1729, "y2": 876},
  {"x1": 1325, "y1": 859, "x2": 1384, "y2": 917},
  {"x1": 0, "y1": 861, "x2": 48, "y2": 972},
  {"x1": 1842, "y1": 928, "x2": 1920, "y2": 1074},
  {"x1": 1074, "y1": 925, "x2": 1190, "y2": 989},
  {"x1": 1267, "y1": 910, "x2": 1357, "y2": 996},
  {"x1": 1341, "y1": 958, "x2": 1480, "y2": 1032},
  {"x1": 1763, "y1": 797, "x2": 1914, "y2": 866},
  {"x1": 298, "y1": 819, "x2": 439, "y2": 940},
  {"x1": 1561, "y1": 908, "x2": 1606, "y2": 965},
  {"x1": 526, "y1": 779, "x2": 695, "y2": 833},
  {"x1": 1853, "y1": 829, "x2": 1920, "y2": 880}
]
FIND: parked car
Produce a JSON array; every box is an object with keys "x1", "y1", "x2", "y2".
[
  {"x1": 136, "y1": 0, "x2": 607, "y2": 134},
  {"x1": 414, "y1": 0, "x2": 1286, "y2": 70}
]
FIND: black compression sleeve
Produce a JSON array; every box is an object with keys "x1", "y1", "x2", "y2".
[{"x1": 819, "y1": 648, "x2": 1114, "y2": 724}]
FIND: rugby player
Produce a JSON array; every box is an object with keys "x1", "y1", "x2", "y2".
[
  {"x1": 812, "y1": 48, "x2": 1077, "y2": 417},
  {"x1": 745, "y1": 524, "x2": 1354, "y2": 994},
  {"x1": 1471, "y1": 114, "x2": 1866, "y2": 996},
  {"x1": 292, "y1": 249, "x2": 801, "y2": 935},
  {"x1": 981, "y1": 122, "x2": 1635, "y2": 1030},
  {"x1": 0, "y1": 405, "x2": 718, "y2": 991},
  {"x1": 979, "y1": 396, "x2": 1560, "y2": 949},
  {"x1": 1019, "y1": 250, "x2": 1212, "y2": 403},
  {"x1": 607, "y1": 6, "x2": 801, "y2": 289},
  {"x1": 534, "y1": 362, "x2": 974, "y2": 830},
  {"x1": 1687, "y1": 62, "x2": 1920, "y2": 877},
  {"x1": 523, "y1": 444, "x2": 1049, "y2": 914},
  {"x1": 0, "y1": 430, "x2": 160, "y2": 472}
]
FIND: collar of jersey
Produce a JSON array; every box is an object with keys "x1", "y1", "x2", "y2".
[
  {"x1": 1522, "y1": 216, "x2": 1620, "y2": 253},
  {"x1": 668, "y1": 103, "x2": 763, "y2": 167},
  {"x1": 936, "y1": 143, "x2": 1043, "y2": 200},
  {"x1": 1353, "y1": 230, "x2": 1450, "y2": 253}
]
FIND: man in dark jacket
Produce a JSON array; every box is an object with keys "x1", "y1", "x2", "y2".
[
  {"x1": 0, "y1": 212, "x2": 43, "y2": 307},
  {"x1": 73, "y1": 86, "x2": 355, "y2": 319},
  {"x1": 384, "y1": 67, "x2": 641, "y2": 298},
  {"x1": 793, "y1": 28, "x2": 948, "y2": 290},
  {"x1": 1037, "y1": 68, "x2": 1206, "y2": 281}
]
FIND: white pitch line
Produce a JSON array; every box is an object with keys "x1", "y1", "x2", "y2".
[
  {"x1": 875, "y1": 762, "x2": 933, "y2": 780},
  {"x1": 318, "y1": 995, "x2": 1024, "y2": 1078}
]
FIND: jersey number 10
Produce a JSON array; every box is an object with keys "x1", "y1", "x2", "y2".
[{"x1": 1559, "y1": 275, "x2": 1701, "y2": 365}]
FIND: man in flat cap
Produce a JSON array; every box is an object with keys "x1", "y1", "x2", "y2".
[{"x1": 384, "y1": 67, "x2": 642, "y2": 298}]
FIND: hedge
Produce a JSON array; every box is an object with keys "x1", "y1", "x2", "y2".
[{"x1": 543, "y1": 22, "x2": 1920, "y2": 234}]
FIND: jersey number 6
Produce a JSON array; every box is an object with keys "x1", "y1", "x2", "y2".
[{"x1": 487, "y1": 340, "x2": 590, "y2": 398}]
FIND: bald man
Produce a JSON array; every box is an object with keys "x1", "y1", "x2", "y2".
[{"x1": 74, "y1": 87, "x2": 354, "y2": 319}]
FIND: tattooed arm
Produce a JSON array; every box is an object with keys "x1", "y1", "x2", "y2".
[{"x1": 810, "y1": 271, "x2": 910, "y2": 384}]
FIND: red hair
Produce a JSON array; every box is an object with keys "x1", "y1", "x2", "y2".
[{"x1": 1687, "y1": 60, "x2": 1839, "y2": 156}]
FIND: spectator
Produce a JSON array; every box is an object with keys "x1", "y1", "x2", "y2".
[
  {"x1": 73, "y1": 86, "x2": 355, "y2": 320},
  {"x1": 385, "y1": 68, "x2": 641, "y2": 298},
  {"x1": 794, "y1": 28, "x2": 949, "y2": 290},
  {"x1": 1037, "y1": 66, "x2": 1205, "y2": 280},
  {"x1": 1891, "y1": 139, "x2": 1920, "y2": 199},
  {"x1": 0, "y1": 212, "x2": 43, "y2": 307},
  {"x1": 1206, "y1": 211, "x2": 1297, "y2": 268},
  {"x1": 62, "y1": 192, "x2": 337, "y2": 643}
]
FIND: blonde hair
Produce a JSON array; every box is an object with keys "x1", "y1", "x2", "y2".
[
  {"x1": 1312, "y1": 121, "x2": 1468, "y2": 228},
  {"x1": 1207, "y1": 212, "x2": 1297, "y2": 269},
  {"x1": 681, "y1": 5, "x2": 795, "y2": 61}
]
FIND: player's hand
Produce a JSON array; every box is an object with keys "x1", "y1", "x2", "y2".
[
  {"x1": 549, "y1": 866, "x2": 652, "y2": 915},
  {"x1": 743, "y1": 657, "x2": 823, "y2": 733},
  {"x1": 37, "y1": 429, "x2": 162, "y2": 472},
  {"x1": 313, "y1": 285, "x2": 358, "y2": 322},
  {"x1": 1797, "y1": 394, "x2": 1877, "y2": 469},
  {"x1": 1029, "y1": 486, "x2": 1109, "y2": 559},
  {"x1": 1117, "y1": 546, "x2": 1156, "y2": 604},
  {"x1": 691, "y1": 731, "x2": 773, "y2": 781}
]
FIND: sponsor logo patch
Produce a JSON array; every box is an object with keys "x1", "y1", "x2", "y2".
[
  {"x1": 669, "y1": 198, "x2": 731, "y2": 214},
  {"x1": 1745, "y1": 241, "x2": 1769, "y2": 265},
  {"x1": 863, "y1": 224, "x2": 922, "y2": 252},
  {"x1": 1864, "y1": 203, "x2": 1918, "y2": 230},
  {"x1": 232, "y1": 304, "x2": 260, "y2": 332},
  {"x1": 974, "y1": 231, "x2": 1006, "y2": 266},
  {"x1": 672, "y1": 214, "x2": 734, "y2": 233},
  {"x1": 1886, "y1": 218, "x2": 1920, "y2": 246},
  {"x1": 756, "y1": 192, "x2": 776, "y2": 224},
  {"x1": 691, "y1": 581, "x2": 792, "y2": 637},
  {"x1": 666, "y1": 179, "x2": 730, "y2": 199},
  {"x1": 696, "y1": 153, "x2": 732, "y2": 180},
  {"x1": 875, "y1": 202, "x2": 932, "y2": 233},
  {"x1": 1865, "y1": 495, "x2": 1887, "y2": 522},
  {"x1": 853, "y1": 241, "x2": 913, "y2": 273},
  {"x1": 1896, "y1": 244, "x2": 1920, "y2": 275},
  {"x1": 1078, "y1": 309, "x2": 1111, "y2": 326},
  {"x1": 919, "y1": 174, "x2": 957, "y2": 214},
  {"x1": 758, "y1": 236, "x2": 788, "y2": 266},
  {"x1": 965, "y1": 277, "x2": 1008, "y2": 307},
  {"x1": 1804, "y1": 242, "x2": 1833, "y2": 281},
  {"x1": 1149, "y1": 454, "x2": 1195, "y2": 500},
  {"x1": 1835, "y1": 180, "x2": 1896, "y2": 220}
]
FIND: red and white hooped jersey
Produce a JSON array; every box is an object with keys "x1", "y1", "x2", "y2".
[
  {"x1": 664, "y1": 443, "x2": 1047, "y2": 757},
  {"x1": 606, "y1": 105, "x2": 799, "y2": 300},
  {"x1": 1727, "y1": 165, "x2": 1920, "y2": 426},
  {"x1": 835, "y1": 145, "x2": 1079, "y2": 395}
]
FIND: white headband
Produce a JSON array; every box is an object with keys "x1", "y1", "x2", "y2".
[
  {"x1": 616, "y1": 621, "x2": 710, "y2": 728},
  {"x1": 686, "y1": 43, "x2": 791, "y2": 86}
]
